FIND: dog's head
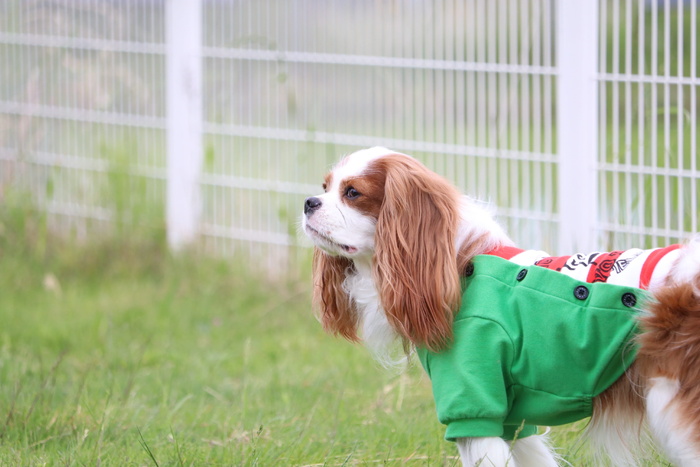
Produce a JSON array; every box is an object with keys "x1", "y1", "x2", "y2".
[{"x1": 302, "y1": 147, "x2": 464, "y2": 352}]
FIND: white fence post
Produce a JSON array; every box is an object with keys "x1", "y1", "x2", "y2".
[
  {"x1": 556, "y1": 1, "x2": 599, "y2": 254},
  {"x1": 166, "y1": 0, "x2": 203, "y2": 250}
]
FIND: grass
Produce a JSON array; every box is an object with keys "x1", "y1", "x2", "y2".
[
  {"x1": 0, "y1": 201, "x2": 676, "y2": 466},
  {"x1": 0, "y1": 203, "x2": 458, "y2": 465}
]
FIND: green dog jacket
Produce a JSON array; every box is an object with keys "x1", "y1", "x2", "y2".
[{"x1": 416, "y1": 254, "x2": 646, "y2": 442}]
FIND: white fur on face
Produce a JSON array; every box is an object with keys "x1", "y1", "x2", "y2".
[{"x1": 302, "y1": 147, "x2": 396, "y2": 259}]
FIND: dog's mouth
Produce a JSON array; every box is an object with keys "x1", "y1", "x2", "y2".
[{"x1": 305, "y1": 225, "x2": 358, "y2": 254}]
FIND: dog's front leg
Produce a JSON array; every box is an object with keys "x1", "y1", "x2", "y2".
[{"x1": 456, "y1": 437, "x2": 516, "y2": 466}]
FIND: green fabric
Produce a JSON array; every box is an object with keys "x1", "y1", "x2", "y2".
[{"x1": 416, "y1": 254, "x2": 644, "y2": 442}]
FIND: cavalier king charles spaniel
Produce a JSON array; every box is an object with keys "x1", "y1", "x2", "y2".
[{"x1": 302, "y1": 147, "x2": 700, "y2": 466}]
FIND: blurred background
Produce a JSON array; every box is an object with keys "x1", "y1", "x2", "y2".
[
  {"x1": 1, "y1": 0, "x2": 698, "y2": 269},
  {"x1": 0, "y1": 1, "x2": 698, "y2": 464}
]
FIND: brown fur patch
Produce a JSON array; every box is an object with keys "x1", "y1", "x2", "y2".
[
  {"x1": 339, "y1": 169, "x2": 387, "y2": 219},
  {"x1": 370, "y1": 155, "x2": 462, "y2": 352},
  {"x1": 637, "y1": 278, "x2": 700, "y2": 442},
  {"x1": 312, "y1": 248, "x2": 359, "y2": 342}
]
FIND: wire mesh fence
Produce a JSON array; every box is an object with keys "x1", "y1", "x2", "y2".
[
  {"x1": 0, "y1": 0, "x2": 167, "y2": 241},
  {"x1": 599, "y1": 0, "x2": 699, "y2": 248},
  {"x1": 0, "y1": 0, "x2": 698, "y2": 267}
]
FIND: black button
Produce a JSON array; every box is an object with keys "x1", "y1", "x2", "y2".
[
  {"x1": 464, "y1": 263, "x2": 475, "y2": 277},
  {"x1": 621, "y1": 293, "x2": 637, "y2": 308},
  {"x1": 573, "y1": 285, "x2": 589, "y2": 300},
  {"x1": 516, "y1": 269, "x2": 528, "y2": 281}
]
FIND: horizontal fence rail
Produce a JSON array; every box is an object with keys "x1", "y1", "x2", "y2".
[{"x1": 0, "y1": 0, "x2": 698, "y2": 267}]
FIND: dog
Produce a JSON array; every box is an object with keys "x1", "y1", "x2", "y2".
[{"x1": 301, "y1": 147, "x2": 700, "y2": 466}]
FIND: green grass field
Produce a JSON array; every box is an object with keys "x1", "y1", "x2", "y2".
[{"x1": 0, "y1": 205, "x2": 672, "y2": 466}]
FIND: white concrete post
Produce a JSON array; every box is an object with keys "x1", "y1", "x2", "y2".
[
  {"x1": 166, "y1": 0, "x2": 203, "y2": 250},
  {"x1": 556, "y1": 1, "x2": 599, "y2": 254}
]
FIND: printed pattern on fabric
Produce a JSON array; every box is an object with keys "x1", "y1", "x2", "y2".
[{"x1": 487, "y1": 244, "x2": 682, "y2": 291}]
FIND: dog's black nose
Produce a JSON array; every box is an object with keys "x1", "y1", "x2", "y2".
[{"x1": 304, "y1": 197, "x2": 322, "y2": 215}]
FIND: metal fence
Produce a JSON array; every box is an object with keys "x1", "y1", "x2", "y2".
[{"x1": 0, "y1": 0, "x2": 698, "y2": 268}]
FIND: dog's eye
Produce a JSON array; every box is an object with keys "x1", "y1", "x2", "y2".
[
  {"x1": 345, "y1": 187, "x2": 361, "y2": 200},
  {"x1": 322, "y1": 182, "x2": 327, "y2": 192}
]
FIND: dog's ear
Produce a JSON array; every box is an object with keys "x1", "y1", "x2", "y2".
[
  {"x1": 312, "y1": 247, "x2": 359, "y2": 342},
  {"x1": 372, "y1": 156, "x2": 462, "y2": 352}
]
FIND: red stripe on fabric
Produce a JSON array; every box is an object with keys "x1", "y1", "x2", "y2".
[
  {"x1": 585, "y1": 251, "x2": 623, "y2": 283},
  {"x1": 585, "y1": 253, "x2": 603, "y2": 283},
  {"x1": 486, "y1": 246, "x2": 526, "y2": 260},
  {"x1": 534, "y1": 255, "x2": 571, "y2": 271},
  {"x1": 639, "y1": 244, "x2": 681, "y2": 290}
]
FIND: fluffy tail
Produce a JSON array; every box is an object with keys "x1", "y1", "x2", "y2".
[
  {"x1": 635, "y1": 240, "x2": 700, "y2": 465},
  {"x1": 589, "y1": 238, "x2": 700, "y2": 465},
  {"x1": 637, "y1": 238, "x2": 700, "y2": 404}
]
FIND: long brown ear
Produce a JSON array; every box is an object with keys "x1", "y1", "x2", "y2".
[
  {"x1": 372, "y1": 156, "x2": 462, "y2": 352},
  {"x1": 312, "y1": 247, "x2": 359, "y2": 342}
]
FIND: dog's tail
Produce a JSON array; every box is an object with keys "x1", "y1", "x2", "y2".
[
  {"x1": 634, "y1": 237, "x2": 700, "y2": 464},
  {"x1": 588, "y1": 238, "x2": 700, "y2": 465},
  {"x1": 637, "y1": 237, "x2": 700, "y2": 386}
]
